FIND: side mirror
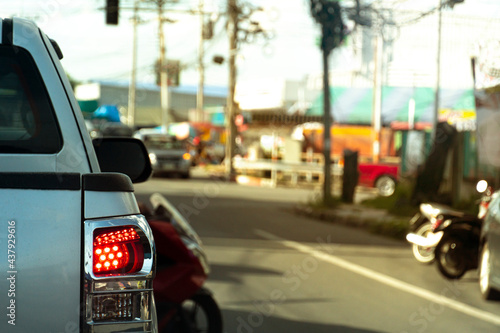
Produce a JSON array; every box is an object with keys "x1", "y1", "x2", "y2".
[{"x1": 93, "y1": 137, "x2": 152, "y2": 183}]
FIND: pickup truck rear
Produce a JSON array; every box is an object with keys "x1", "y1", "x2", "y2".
[{"x1": 0, "y1": 17, "x2": 157, "y2": 332}]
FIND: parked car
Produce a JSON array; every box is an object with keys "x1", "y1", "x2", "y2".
[
  {"x1": 135, "y1": 130, "x2": 192, "y2": 178},
  {"x1": 84, "y1": 119, "x2": 102, "y2": 139},
  {"x1": 0, "y1": 17, "x2": 157, "y2": 331},
  {"x1": 99, "y1": 121, "x2": 135, "y2": 137},
  {"x1": 358, "y1": 163, "x2": 399, "y2": 197}
]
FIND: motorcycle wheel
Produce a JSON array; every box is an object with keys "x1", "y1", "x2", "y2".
[
  {"x1": 479, "y1": 242, "x2": 500, "y2": 300},
  {"x1": 156, "y1": 303, "x2": 180, "y2": 333},
  {"x1": 157, "y1": 293, "x2": 223, "y2": 333},
  {"x1": 411, "y1": 222, "x2": 435, "y2": 264},
  {"x1": 183, "y1": 293, "x2": 223, "y2": 333},
  {"x1": 435, "y1": 233, "x2": 468, "y2": 280}
]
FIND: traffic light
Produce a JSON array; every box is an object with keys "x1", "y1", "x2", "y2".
[
  {"x1": 106, "y1": 0, "x2": 119, "y2": 25},
  {"x1": 213, "y1": 55, "x2": 224, "y2": 64},
  {"x1": 446, "y1": 0, "x2": 464, "y2": 8},
  {"x1": 310, "y1": 0, "x2": 346, "y2": 55}
]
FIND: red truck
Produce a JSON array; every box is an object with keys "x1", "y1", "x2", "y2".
[{"x1": 301, "y1": 124, "x2": 400, "y2": 196}]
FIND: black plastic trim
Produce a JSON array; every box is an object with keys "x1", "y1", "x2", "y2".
[
  {"x1": 2, "y1": 18, "x2": 13, "y2": 45},
  {"x1": 0, "y1": 172, "x2": 80, "y2": 190},
  {"x1": 83, "y1": 173, "x2": 134, "y2": 192},
  {"x1": 49, "y1": 38, "x2": 63, "y2": 59}
]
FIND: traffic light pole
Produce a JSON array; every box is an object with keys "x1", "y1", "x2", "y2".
[{"x1": 310, "y1": 0, "x2": 346, "y2": 205}]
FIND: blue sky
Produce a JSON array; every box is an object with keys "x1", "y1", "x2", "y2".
[{"x1": 4, "y1": 0, "x2": 500, "y2": 87}]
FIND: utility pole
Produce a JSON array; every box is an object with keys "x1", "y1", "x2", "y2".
[
  {"x1": 225, "y1": 0, "x2": 238, "y2": 181},
  {"x1": 372, "y1": 32, "x2": 383, "y2": 163},
  {"x1": 128, "y1": 0, "x2": 139, "y2": 127},
  {"x1": 433, "y1": 0, "x2": 443, "y2": 139},
  {"x1": 157, "y1": 0, "x2": 170, "y2": 133},
  {"x1": 107, "y1": 0, "x2": 180, "y2": 131},
  {"x1": 221, "y1": 1, "x2": 272, "y2": 181},
  {"x1": 196, "y1": 0, "x2": 205, "y2": 120}
]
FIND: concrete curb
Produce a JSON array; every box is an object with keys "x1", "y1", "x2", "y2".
[{"x1": 293, "y1": 204, "x2": 409, "y2": 240}]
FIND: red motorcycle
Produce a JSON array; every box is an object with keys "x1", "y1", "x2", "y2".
[{"x1": 140, "y1": 193, "x2": 223, "y2": 333}]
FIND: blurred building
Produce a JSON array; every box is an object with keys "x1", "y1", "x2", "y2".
[
  {"x1": 74, "y1": 81, "x2": 227, "y2": 127},
  {"x1": 302, "y1": 6, "x2": 497, "y2": 130}
]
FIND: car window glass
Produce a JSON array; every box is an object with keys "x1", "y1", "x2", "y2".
[{"x1": 0, "y1": 45, "x2": 62, "y2": 153}]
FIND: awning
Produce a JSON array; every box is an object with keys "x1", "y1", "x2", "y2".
[
  {"x1": 307, "y1": 86, "x2": 475, "y2": 126},
  {"x1": 78, "y1": 100, "x2": 98, "y2": 113},
  {"x1": 91, "y1": 105, "x2": 122, "y2": 123}
]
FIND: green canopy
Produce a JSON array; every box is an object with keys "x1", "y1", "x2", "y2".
[{"x1": 307, "y1": 86, "x2": 475, "y2": 125}]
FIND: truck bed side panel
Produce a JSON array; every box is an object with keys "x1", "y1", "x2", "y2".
[{"x1": 0, "y1": 176, "x2": 81, "y2": 331}]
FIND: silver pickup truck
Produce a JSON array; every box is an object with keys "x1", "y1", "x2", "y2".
[{"x1": 0, "y1": 18, "x2": 157, "y2": 332}]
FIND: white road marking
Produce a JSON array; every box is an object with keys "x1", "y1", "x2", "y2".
[{"x1": 254, "y1": 229, "x2": 500, "y2": 326}]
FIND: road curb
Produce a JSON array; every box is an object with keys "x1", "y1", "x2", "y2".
[{"x1": 293, "y1": 204, "x2": 408, "y2": 240}]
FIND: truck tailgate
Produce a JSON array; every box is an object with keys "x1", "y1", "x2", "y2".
[{"x1": 0, "y1": 173, "x2": 81, "y2": 331}]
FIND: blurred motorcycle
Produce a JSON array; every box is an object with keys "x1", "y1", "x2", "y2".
[
  {"x1": 406, "y1": 180, "x2": 493, "y2": 266},
  {"x1": 433, "y1": 180, "x2": 495, "y2": 279},
  {"x1": 406, "y1": 203, "x2": 468, "y2": 264},
  {"x1": 141, "y1": 193, "x2": 223, "y2": 333}
]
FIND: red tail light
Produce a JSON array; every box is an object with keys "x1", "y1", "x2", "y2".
[
  {"x1": 432, "y1": 217, "x2": 444, "y2": 231},
  {"x1": 93, "y1": 226, "x2": 144, "y2": 276}
]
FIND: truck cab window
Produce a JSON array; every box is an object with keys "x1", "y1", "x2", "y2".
[{"x1": 0, "y1": 45, "x2": 61, "y2": 153}]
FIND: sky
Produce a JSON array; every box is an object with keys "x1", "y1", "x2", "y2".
[{"x1": 4, "y1": 0, "x2": 500, "y2": 88}]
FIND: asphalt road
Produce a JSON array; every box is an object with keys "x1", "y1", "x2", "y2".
[{"x1": 135, "y1": 170, "x2": 500, "y2": 333}]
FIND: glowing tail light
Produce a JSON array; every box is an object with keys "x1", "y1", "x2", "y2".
[
  {"x1": 432, "y1": 217, "x2": 444, "y2": 231},
  {"x1": 84, "y1": 213, "x2": 155, "y2": 331},
  {"x1": 93, "y1": 226, "x2": 144, "y2": 276}
]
